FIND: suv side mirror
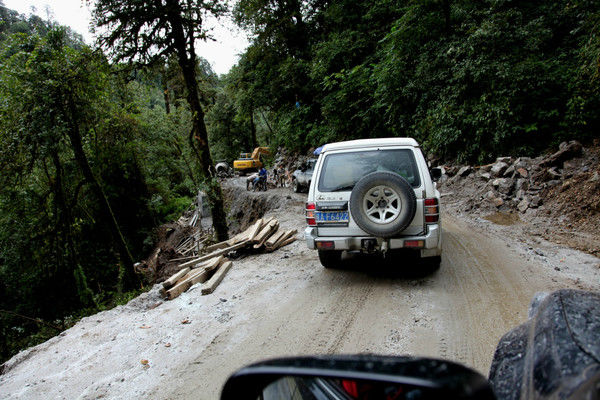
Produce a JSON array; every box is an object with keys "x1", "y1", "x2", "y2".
[
  {"x1": 221, "y1": 355, "x2": 494, "y2": 400},
  {"x1": 430, "y1": 167, "x2": 442, "y2": 181}
]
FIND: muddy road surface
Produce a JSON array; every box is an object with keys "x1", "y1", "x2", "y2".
[{"x1": 1, "y1": 181, "x2": 598, "y2": 399}]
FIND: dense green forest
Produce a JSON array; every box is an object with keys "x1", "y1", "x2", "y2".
[
  {"x1": 229, "y1": 0, "x2": 600, "y2": 161},
  {"x1": 1, "y1": 0, "x2": 599, "y2": 363},
  {"x1": 0, "y1": 3, "x2": 219, "y2": 362}
]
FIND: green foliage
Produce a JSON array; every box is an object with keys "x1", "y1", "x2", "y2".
[
  {"x1": 0, "y1": 7, "x2": 206, "y2": 363},
  {"x1": 225, "y1": 0, "x2": 600, "y2": 161}
]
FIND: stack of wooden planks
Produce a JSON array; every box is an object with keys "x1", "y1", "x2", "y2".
[{"x1": 160, "y1": 217, "x2": 297, "y2": 300}]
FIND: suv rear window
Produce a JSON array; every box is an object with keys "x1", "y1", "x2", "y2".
[{"x1": 317, "y1": 149, "x2": 421, "y2": 192}]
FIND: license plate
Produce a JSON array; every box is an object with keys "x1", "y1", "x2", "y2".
[{"x1": 315, "y1": 211, "x2": 349, "y2": 223}]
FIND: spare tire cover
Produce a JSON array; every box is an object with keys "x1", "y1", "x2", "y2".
[{"x1": 349, "y1": 172, "x2": 417, "y2": 237}]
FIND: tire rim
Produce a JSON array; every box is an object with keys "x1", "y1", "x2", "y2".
[{"x1": 362, "y1": 185, "x2": 402, "y2": 224}]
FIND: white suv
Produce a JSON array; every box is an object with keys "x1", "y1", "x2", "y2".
[{"x1": 304, "y1": 138, "x2": 442, "y2": 268}]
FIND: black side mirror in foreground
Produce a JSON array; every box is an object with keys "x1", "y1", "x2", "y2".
[
  {"x1": 221, "y1": 355, "x2": 495, "y2": 400},
  {"x1": 430, "y1": 167, "x2": 442, "y2": 181}
]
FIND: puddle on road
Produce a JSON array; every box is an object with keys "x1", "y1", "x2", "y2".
[{"x1": 483, "y1": 212, "x2": 522, "y2": 226}]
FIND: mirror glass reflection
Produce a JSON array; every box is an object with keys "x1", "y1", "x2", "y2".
[{"x1": 260, "y1": 376, "x2": 430, "y2": 400}]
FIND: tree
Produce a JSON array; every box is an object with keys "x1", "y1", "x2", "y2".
[
  {"x1": 91, "y1": 0, "x2": 229, "y2": 240},
  {"x1": 0, "y1": 28, "x2": 137, "y2": 283}
]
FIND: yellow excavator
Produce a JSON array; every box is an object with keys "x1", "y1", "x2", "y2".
[{"x1": 233, "y1": 147, "x2": 271, "y2": 174}]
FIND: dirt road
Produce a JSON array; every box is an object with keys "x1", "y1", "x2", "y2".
[{"x1": 1, "y1": 184, "x2": 598, "y2": 399}]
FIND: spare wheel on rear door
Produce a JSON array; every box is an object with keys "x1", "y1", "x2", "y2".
[{"x1": 349, "y1": 172, "x2": 417, "y2": 237}]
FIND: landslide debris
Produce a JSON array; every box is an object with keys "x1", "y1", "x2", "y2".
[{"x1": 438, "y1": 140, "x2": 600, "y2": 256}]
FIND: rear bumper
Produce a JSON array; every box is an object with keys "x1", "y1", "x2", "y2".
[{"x1": 304, "y1": 223, "x2": 442, "y2": 257}]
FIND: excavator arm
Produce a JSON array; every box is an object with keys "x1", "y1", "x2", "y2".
[
  {"x1": 251, "y1": 147, "x2": 271, "y2": 159},
  {"x1": 234, "y1": 147, "x2": 271, "y2": 173}
]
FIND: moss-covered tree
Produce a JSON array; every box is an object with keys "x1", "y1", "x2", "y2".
[{"x1": 91, "y1": 0, "x2": 229, "y2": 240}]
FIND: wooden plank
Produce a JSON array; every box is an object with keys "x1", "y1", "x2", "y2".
[
  {"x1": 225, "y1": 233, "x2": 242, "y2": 247},
  {"x1": 253, "y1": 227, "x2": 279, "y2": 249},
  {"x1": 267, "y1": 229, "x2": 298, "y2": 251},
  {"x1": 165, "y1": 257, "x2": 227, "y2": 300},
  {"x1": 265, "y1": 229, "x2": 286, "y2": 248},
  {"x1": 227, "y1": 218, "x2": 264, "y2": 246},
  {"x1": 188, "y1": 257, "x2": 226, "y2": 286},
  {"x1": 162, "y1": 267, "x2": 190, "y2": 289},
  {"x1": 189, "y1": 210, "x2": 198, "y2": 227},
  {"x1": 165, "y1": 276, "x2": 193, "y2": 299},
  {"x1": 247, "y1": 218, "x2": 264, "y2": 242},
  {"x1": 201, "y1": 261, "x2": 233, "y2": 295},
  {"x1": 226, "y1": 222, "x2": 255, "y2": 246},
  {"x1": 203, "y1": 240, "x2": 230, "y2": 253},
  {"x1": 170, "y1": 254, "x2": 203, "y2": 262},
  {"x1": 257, "y1": 216, "x2": 274, "y2": 231},
  {"x1": 275, "y1": 236, "x2": 296, "y2": 250},
  {"x1": 187, "y1": 269, "x2": 211, "y2": 286},
  {"x1": 177, "y1": 235, "x2": 206, "y2": 253},
  {"x1": 176, "y1": 234, "x2": 195, "y2": 251},
  {"x1": 253, "y1": 220, "x2": 279, "y2": 245},
  {"x1": 191, "y1": 254, "x2": 224, "y2": 270},
  {"x1": 178, "y1": 241, "x2": 248, "y2": 268},
  {"x1": 278, "y1": 229, "x2": 297, "y2": 244}
]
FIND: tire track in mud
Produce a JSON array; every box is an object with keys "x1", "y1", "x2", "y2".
[
  {"x1": 438, "y1": 230, "x2": 492, "y2": 368},
  {"x1": 307, "y1": 275, "x2": 376, "y2": 354},
  {"x1": 430, "y1": 216, "x2": 553, "y2": 373}
]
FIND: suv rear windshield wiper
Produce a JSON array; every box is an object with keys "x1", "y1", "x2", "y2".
[{"x1": 329, "y1": 184, "x2": 355, "y2": 192}]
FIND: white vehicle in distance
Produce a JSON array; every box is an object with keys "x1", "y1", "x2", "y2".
[{"x1": 304, "y1": 138, "x2": 442, "y2": 269}]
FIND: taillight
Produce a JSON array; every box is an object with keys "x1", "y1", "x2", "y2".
[
  {"x1": 424, "y1": 198, "x2": 439, "y2": 223},
  {"x1": 316, "y1": 241, "x2": 335, "y2": 249},
  {"x1": 306, "y1": 202, "x2": 316, "y2": 226},
  {"x1": 404, "y1": 240, "x2": 424, "y2": 248}
]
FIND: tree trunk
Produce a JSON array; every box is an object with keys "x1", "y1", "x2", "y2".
[
  {"x1": 172, "y1": 139, "x2": 198, "y2": 187},
  {"x1": 260, "y1": 109, "x2": 274, "y2": 138},
  {"x1": 166, "y1": 0, "x2": 228, "y2": 241},
  {"x1": 63, "y1": 94, "x2": 137, "y2": 285}
]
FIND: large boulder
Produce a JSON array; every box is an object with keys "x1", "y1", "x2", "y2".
[
  {"x1": 514, "y1": 157, "x2": 533, "y2": 170},
  {"x1": 445, "y1": 166, "x2": 458, "y2": 177},
  {"x1": 530, "y1": 195, "x2": 542, "y2": 208},
  {"x1": 491, "y1": 161, "x2": 509, "y2": 177}
]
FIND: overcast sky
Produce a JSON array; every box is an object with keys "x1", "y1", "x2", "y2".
[{"x1": 3, "y1": 0, "x2": 249, "y2": 75}]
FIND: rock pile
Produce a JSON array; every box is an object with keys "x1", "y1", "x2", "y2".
[
  {"x1": 271, "y1": 146, "x2": 316, "y2": 173},
  {"x1": 440, "y1": 140, "x2": 587, "y2": 214}
]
